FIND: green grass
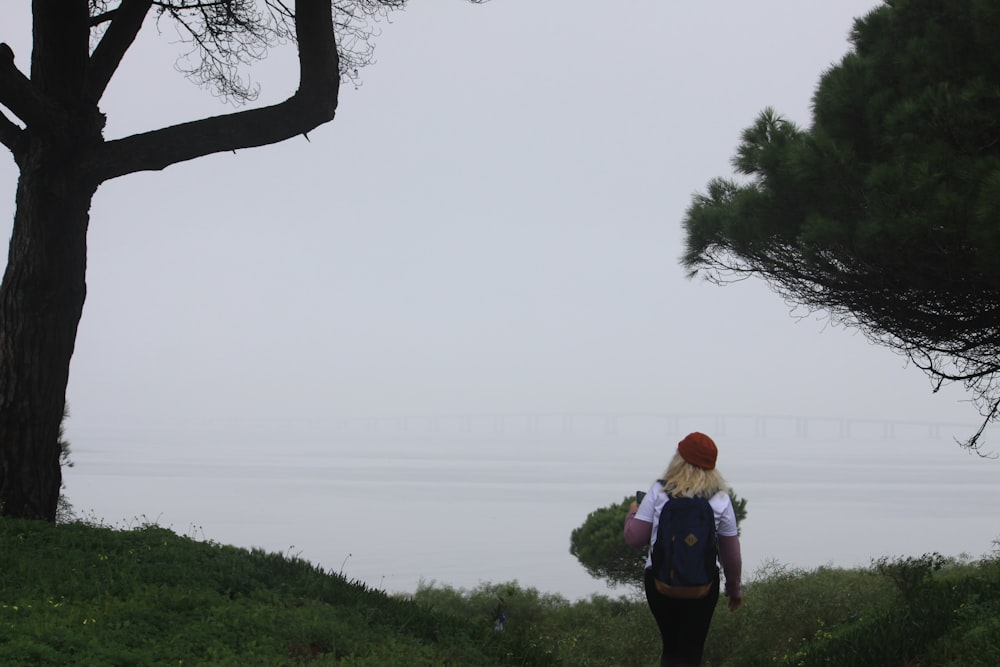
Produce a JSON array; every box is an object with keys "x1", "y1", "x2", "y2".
[
  {"x1": 0, "y1": 517, "x2": 552, "y2": 666},
  {"x1": 2, "y1": 517, "x2": 999, "y2": 666}
]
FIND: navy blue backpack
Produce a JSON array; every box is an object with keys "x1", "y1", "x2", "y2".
[{"x1": 650, "y1": 490, "x2": 719, "y2": 598}]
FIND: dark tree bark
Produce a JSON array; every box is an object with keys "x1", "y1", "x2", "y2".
[
  {"x1": 0, "y1": 0, "x2": 99, "y2": 520},
  {"x1": 0, "y1": 157, "x2": 96, "y2": 520},
  {"x1": 0, "y1": 0, "x2": 342, "y2": 520}
]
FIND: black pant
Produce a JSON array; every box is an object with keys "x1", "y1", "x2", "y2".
[{"x1": 643, "y1": 569, "x2": 720, "y2": 667}]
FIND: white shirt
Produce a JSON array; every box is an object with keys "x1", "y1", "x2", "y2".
[{"x1": 634, "y1": 481, "x2": 738, "y2": 569}]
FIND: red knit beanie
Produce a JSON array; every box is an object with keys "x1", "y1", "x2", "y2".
[{"x1": 678, "y1": 432, "x2": 717, "y2": 470}]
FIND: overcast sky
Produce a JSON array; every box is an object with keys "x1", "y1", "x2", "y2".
[{"x1": 1, "y1": 1, "x2": 989, "y2": 449}]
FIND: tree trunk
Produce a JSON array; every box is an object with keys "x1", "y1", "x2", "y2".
[
  {"x1": 0, "y1": 146, "x2": 94, "y2": 521},
  {"x1": 0, "y1": 0, "x2": 341, "y2": 521}
]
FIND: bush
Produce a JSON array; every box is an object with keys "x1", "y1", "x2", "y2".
[
  {"x1": 704, "y1": 560, "x2": 896, "y2": 666},
  {"x1": 871, "y1": 551, "x2": 946, "y2": 601}
]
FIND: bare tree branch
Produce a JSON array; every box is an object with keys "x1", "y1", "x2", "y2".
[
  {"x1": 0, "y1": 42, "x2": 65, "y2": 135},
  {"x1": 85, "y1": 0, "x2": 339, "y2": 182},
  {"x1": 88, "y1": 0, "x2": 154, "y2": 102},
  {"x1": 153, "y1": 0, "x2": 284, "y2": 103},
  {"x1": 0, "y1": 108, "x2": 23, "y2": 156}
]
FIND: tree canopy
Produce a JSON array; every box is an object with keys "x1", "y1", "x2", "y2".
[
  {"x1": 681, "y1": 0, "x2": 1000, "y2": 451},
  {"x1": 570, "y1": 496, "x2": 647, "y2": 590}
]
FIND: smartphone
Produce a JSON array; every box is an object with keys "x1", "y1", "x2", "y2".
[{"x1": 636, "y1": 490, "x2": 646, "y2": 504}]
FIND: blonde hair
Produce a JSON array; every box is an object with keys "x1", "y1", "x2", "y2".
[{"x1": 660, "y1": 450, "x2": 727, "y2": 499}]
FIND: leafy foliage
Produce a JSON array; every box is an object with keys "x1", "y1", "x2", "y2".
[
  {"x1": 569, "y1": 496, "x2": 647, "y2": 590},
  {"x1": 681, "y1": 0, "x2": 1000, "y2": 450},
  {"x1": 55, "y1": 406, "x2": 74, "y2": 524},
  {"x1": 717, "y1": 560, "x2": 897, "y2": 666},
  {"x1": 410, "y1": 581, "x2": 657, "y2": 667},
  {"x1": 872, "y1": 551, "x2": 946, "y2": 601},
  {"x1": 773, "y1": 555, "x2": 1000, "y2": 667}
]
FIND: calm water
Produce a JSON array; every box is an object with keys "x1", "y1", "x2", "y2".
[{"x1": 63, "y1": 417, "x2": 1000, "y2": 600}]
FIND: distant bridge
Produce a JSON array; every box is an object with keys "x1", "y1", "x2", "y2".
[{"x1": 321, "y1": 412, "x2": 978, "y2": 442}]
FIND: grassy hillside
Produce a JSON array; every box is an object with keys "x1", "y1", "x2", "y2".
[
  {"x1": 2, "y1": 517, "x2": 999, "y2": 666},
  {"x1": 0, "y1": 517, "x2": 551, "y2": 666}
]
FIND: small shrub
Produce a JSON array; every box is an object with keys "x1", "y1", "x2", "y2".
[{"x1": 871, "y1": 551, "x2": 946, "y2": 601}]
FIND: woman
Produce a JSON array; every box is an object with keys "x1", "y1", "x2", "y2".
[{"x1": 624, "y1": 432, "x2": 743, "y2": 667}]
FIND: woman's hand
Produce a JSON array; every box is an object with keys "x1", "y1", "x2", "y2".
[{"x1": 627, "y1": 500, "x2": 638, "y2": 513}]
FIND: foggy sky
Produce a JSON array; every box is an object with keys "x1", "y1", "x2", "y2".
[{"x1": 0, "y1": 1, "x2": 989, "y2": 449}]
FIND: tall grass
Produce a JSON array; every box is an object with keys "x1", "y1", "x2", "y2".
[
  {"x1": 703, "y1": 560, "x2": 898, "y2": 665},
  {"x1": 408, "y1": 581, "x2": 657, "y2": 666}
]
